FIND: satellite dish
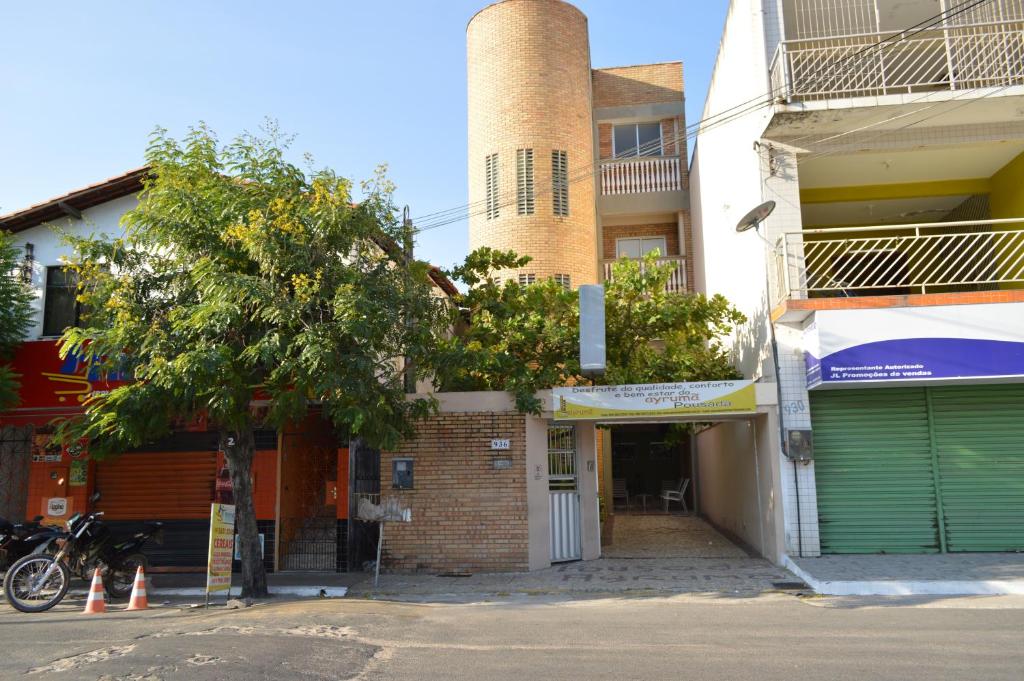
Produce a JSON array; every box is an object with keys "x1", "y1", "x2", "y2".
[{"x1": 735, "y1": 201, "x2": 776, "y2": 233}]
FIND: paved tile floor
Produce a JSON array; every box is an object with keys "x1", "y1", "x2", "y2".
[
  {"x1": 793, "y1": 553, "x2": 1024, "y2": 582},
  {"x1": 352, "y1": 515, "x2": 796, "y2": 601},
  {"x1": 354, "y1": 557, "x2": 796, "y2": 600},
  {"x1": 603, "y1": 513, "x2": 750, "y2": 559}
]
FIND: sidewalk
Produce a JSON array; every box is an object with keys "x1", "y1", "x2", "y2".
[
  {"x1": 349, "y1": 556, "x2": 799, "y2": 602},
  {"x1": 787, "y1": 553, "x2": 1024, "y2": 596}
]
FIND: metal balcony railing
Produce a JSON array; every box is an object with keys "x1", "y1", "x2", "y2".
[
  {"x1": 602, "y1": 256, "x2": 688, "y2": 294},
  {"x1": 600, "y1": 156, "x2": 681, "y2": 196},
  {"x1": 769, "y1": 16, "x2": 1024, "y2": 102},
  {"x1": 773, "y1": 219, "x2": 1024, "y2": 302}
]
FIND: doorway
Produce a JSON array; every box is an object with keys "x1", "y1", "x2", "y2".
[
  {"x1": 278, "y1": 417, "x2": 341, "y2": 571},
  {"x1": 610, "y1": 424, "x2": 692, "y2": 515}
]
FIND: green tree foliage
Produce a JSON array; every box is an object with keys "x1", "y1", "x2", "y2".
[
  {"x1": 55, "y1": 125, "x2": 446, "y2": 596},
  {"x1": 437, "y1": 248, "x2": 745, "y2": 412},
  {"x1": 0, "y1": 231, "x2": 34, "y2": 410}
]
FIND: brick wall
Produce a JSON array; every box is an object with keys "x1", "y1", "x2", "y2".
[
  {"x1": 380, "y1": 412, "x2": 529, "y2": 573},
  {"x1": 602, "y1": 215, "x2": 695, "y2": 292},
  {"x1": 468, "y1": 0, "x2": 598, "y2": 287},
  {"x1": 592, "y1": 62, "x2": 683, "y2": 109}
]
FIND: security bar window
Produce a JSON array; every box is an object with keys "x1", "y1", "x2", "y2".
[
  {"x1": 613, "y1": 123, "x2": 663, "y2": 158},
  {"x1": 552, "y1": 150, "x2": 568, "y2": 217},
  {"x1": 518, "y1": 273, "x2": 536, "y2": 286},
  {"x1": 485, "y1": 153, "x2": 500, "y2": 220},
  {"x1": 553, "y1": 274, "x2": 571, "y2": 290},
  {"x1": 42, "y1": 266, "x2": 81, "y2": 337},
  {"x1": 516, "y1": 148, "x2": 535, "y2": 215}
]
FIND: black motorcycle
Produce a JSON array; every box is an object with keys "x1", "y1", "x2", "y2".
[
  {"x1": 0, "y1": 516, "x2": 62, "y2": 571},
  {"x1": 2, "y1": 493, "x2": 163, "y2": 613}
]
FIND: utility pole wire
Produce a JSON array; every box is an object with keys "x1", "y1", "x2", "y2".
[{"x1": 411, "y1": 0, "x2": 995, "y2": 233}]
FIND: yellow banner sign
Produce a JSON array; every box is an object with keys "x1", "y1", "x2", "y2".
[
  {"x1": 206, "y1": 503, "x2": 236, "y2": 594},
  {"x1": 554, "y1": 381, "x2": 756, "y2": 420}
]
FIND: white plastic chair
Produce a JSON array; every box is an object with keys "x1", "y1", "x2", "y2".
[
  {"x1": 612, "y1": 478, "x2": 630, "y2": 511},
  {"x1": 660, "y1": 478, "x2": 690, "y2": 514}
]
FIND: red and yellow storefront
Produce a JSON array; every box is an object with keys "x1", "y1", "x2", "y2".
[{"x1": 1, "y1": 340, "x2": 351, "y2": 572}]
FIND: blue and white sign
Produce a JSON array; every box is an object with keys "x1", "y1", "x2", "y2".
[{"x1": 804, "y1": 303, "x2": 1024, "y2": 389}]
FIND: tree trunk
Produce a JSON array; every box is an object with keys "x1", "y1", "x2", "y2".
[{"x1": 221, "y1": 427, "x2": 268, "y2": 598}]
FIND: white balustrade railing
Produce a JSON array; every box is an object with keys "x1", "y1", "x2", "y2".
[
  {"x1": 602, "y1": 256, "x2": 687, "y2": 294},
  {"x1": 771, "y1": 17, "x2": 1024, "y2": 102},
  {"x1": 600, "y1": 156, "x2": 681, "y2": 196},
  {"x1": 774, "y1": 219, "x2": 1024, "y2": 302}
]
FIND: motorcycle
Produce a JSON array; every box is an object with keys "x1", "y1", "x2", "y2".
[
  {"x1": 2, "y1": 493, "x2": 163, "y2": 613},
  {"x1": 0, "y1": 516, "x2": 63, "y2": 571}
]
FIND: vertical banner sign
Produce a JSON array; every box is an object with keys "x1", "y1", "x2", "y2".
[{"x1": 206, "y1": 503, "x2": 236, "y2": 599}]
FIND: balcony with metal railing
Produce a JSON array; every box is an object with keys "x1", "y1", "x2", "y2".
[
  {"x1": 769, "y1": 13, "x2": 1024, "y2": 103},
  {"x1": 600, "y1": 156, "x2": 682, "y2": 196},
  {"x1": 772, "y1": 219, "x2": 1024, "y2": 307},
  {"x1": 602, "y1": 256, "x2": 688, "y2": 294}
]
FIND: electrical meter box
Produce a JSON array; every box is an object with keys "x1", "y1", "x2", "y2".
[{"x1": 392, "y1": 458, "x2": 414, "y2": 489}]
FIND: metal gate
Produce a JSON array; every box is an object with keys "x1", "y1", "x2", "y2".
[
  {"x1": 812, "y1": 385, "x2": 1024, "y2": 554},
  {"x1": 0, "y1": 425, "x2": 32, "y2": 522},
  {"x1": 548, "y1": 425, "x2": 581, "y2": 562},
  {"x1": 347, "y1": 437, "x2": 381, "y2": 572}
]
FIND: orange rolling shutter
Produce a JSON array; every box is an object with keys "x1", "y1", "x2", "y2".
[{"x1": 94, "y1": 451, "x2": 216, "y2": 520}]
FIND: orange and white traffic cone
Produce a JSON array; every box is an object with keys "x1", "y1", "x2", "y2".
[
  {"x1": 126, "y1": 566, "x2": 149, "y2": 611},
  {"x1": 83, "y1": 568, "x2": 106, "y2": 614}
]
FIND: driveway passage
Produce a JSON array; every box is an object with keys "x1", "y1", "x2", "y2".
[{"x1": 603, "y1": 514, "x2": 750, "y2": 559}]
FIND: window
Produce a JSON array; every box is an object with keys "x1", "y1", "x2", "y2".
[
  {"x1": 518, "y1": 273, "x2": 536, "y2": 286},
  {"x1": 553, "y1": 274, "x2": 571, "y2": 290},
  {"x1": 552, "y1": 150, "x2": 568, "y2": 216},
  {"x1": 516, "y1": 149, "x2": 535, "y2": 215},
  {"x1": 42, "y1": 266, "x2": 81, "y2": 337},
  {"x1": 616, "y1": 237, "x2": 667, "y2": 259},
  {"x1": 485, "y1": 153, "x2": 500, "y2": 220},
  {"x1": 613, "y1": 123, "x2": 663, "y2": 158}
]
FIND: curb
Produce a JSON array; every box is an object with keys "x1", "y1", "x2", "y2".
[
  {"x1": 67, "y1": 586, "x2": 349, "y2": 598},
  {"x1": 784, "y1": 557, "x2": 1024, "y2": 596}
]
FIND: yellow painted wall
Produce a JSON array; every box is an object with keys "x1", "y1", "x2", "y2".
[
  {"x1": 990, "y1": 151, "x2": 1024, "y2": 290},
  {"x1": 991, "y1": 151, "x2": 1024, "y2": 224}
]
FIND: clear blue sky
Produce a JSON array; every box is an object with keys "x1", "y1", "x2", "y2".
[{"x1": 0, "y1": 1, "x2": 728, "y2": 269}]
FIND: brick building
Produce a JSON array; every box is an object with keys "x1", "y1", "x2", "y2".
[{"x1": 468, "y1": 0, "x2": 692, "y2": 294}]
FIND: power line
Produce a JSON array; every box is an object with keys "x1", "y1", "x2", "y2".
[
  {"x1": 413, "y1": 0, "x2": 995, "y2": 227},
  {"x1": 412, "y1": 0, "x2": 995, "y2": 233}
]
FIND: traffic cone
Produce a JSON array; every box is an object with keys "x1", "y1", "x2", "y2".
[
  {"x1": 126, "y1": 566, "x2": 149, "y2": 611},
  {"x1": 83, "y1": 568, "x2": 106, "y2": 614}
]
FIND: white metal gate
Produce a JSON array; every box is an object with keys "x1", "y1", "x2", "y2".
[{"x1": 548, "y1": 425, "x2": 581, "y2": 562}]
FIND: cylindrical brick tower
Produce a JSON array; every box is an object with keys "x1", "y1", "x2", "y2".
[{"x1": 467, "y1": 0, "x2": 598, "y2": 287}]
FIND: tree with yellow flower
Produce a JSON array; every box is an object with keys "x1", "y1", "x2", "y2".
[{"x1": 55, "y1": 123, "x2": 447, "y2": 597}]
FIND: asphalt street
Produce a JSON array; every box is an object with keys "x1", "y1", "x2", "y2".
[{"x1": 1, "y1": 592, "x2": 1023, "y2": 680}]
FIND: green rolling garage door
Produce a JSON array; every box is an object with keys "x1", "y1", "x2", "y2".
[
  {"x1": 811, "y1": 385, "x2": 1024, "y2": 554},
  {"x1": 811, "y1": 388, "x2": 940, "y2": 554},
  {"x1": 931, "y1": 385, "x2": 1024, "y2": 552}
]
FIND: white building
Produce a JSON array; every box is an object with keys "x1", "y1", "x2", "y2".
[{"x1": 692, "y1": 0, "x2": 1024, "y2": 560}]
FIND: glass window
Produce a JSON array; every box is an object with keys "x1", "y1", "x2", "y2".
[
  {"x1": 518, "y1": 273, "x2": 536, "y2": 286},
  {"x1": 613, "y1": 123, "x2": 663, "y2": 158},
  {"x1": 42, "y1": 266, "x2": 80, "y2": 337},
  {"x1": 616, "y1": 237, "x2": 666, "y2": 259}
]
